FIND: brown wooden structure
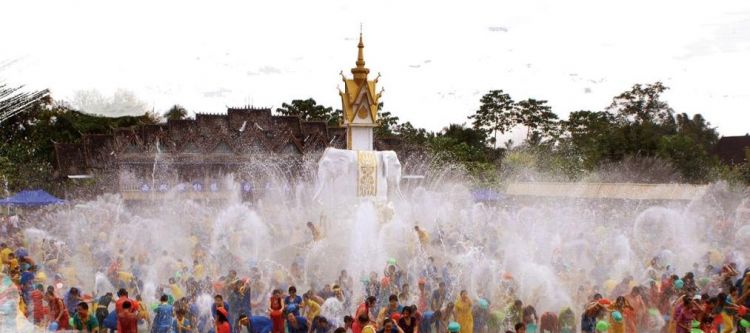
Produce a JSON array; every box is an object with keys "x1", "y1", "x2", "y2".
[{"x1": 54, "y1": 106, "x2": 405, "y2": 199}]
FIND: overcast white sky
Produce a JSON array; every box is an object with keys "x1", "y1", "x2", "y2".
[{"x1": 2, "y1": 0, "x2": 750, "y2": 136}]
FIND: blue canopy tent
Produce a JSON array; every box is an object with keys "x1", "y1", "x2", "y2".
[{"x1": 0, "y1": 189, "x2": 65, "y2": 206}]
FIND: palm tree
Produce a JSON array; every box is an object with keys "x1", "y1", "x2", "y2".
[{"x1": 164, "y1": 104, "x2": 188, "y2": 121}]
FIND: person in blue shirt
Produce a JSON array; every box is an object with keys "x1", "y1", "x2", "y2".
[
  {"x1": 242, "y1": 315, "x2": 273, "y2": 333},
  {"x1": 285, "y1": 286, "x2": 303, "y2": 316},
  {"x1": 310, "y1": 315, "x2": 331, "y2": 333},
  {"x1": 240, "y1": 281, "x2": 253, "y2": 319},
  {"x1": 286, "y1": 313, "x2": 309, "y2": 333},
  {"x1": 172, "y1": 308, "x2": 192, "y2": 333},
  {"x1": 153, "y1": 294, "x2": 174, "y2": 333},
  {"x1": 237, "y1": 313, "x2": 259, "y2": 333},
  {"x1": 420, "y1": 310, "x2": 440, "y2": 333},
  {"x1": 64, "y1": 287, "x2": 82, "y2": 316}
]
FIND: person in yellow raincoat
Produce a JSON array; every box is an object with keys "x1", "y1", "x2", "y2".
[
  {"x1": 0, "y1": 243, "x2": 12, "y2": 264},
  {"x1": 415, "y1": 226, "x2": 429, "y2": 247},
  {"x1": 454, "y1": 290, "x2": 473, "y2": 333},
  {"x1": 301, "y1": 292, "x2": 321, "y2": 323}
]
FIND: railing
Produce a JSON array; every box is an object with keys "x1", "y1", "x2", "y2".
[{"x1": 505, "y1": 182, "x2": 709, "y2": 200}]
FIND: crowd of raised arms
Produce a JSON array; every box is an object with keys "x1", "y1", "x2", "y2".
[{"x1": 2, "y1": 214, "x2": 750, "y2": 333}]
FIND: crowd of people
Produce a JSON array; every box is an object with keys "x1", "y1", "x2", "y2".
[{"x1": 2, "y1": 212, "x2": 750, "y2": 333}]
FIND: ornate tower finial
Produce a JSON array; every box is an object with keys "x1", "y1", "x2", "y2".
[
  {"x1": 351, "y1": 29, "x2": 369, "y2": 80},
  {"x1": 340, "y1": 28, "x2": 379, "y2": 151}
]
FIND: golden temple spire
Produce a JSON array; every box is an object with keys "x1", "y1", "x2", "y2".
[
  {"x1": 339, "y1": 27, "x2": 380, "y2": 150},
  {"x1": 351, "y1": 31, "x2": 370, "y2": 80}
]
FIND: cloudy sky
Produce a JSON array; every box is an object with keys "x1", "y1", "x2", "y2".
[{"x1": 2, "y1": 0, "x2": 750, "y2": 135}]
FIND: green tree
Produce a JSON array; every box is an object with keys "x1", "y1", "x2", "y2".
[
  {"x1": 375, "y1": 110, "x2": 400, "y2": 137},
  {"x1": 164, "y1": 104, "x2": 188, "y2": 120},
  {"x1": 140, "y1": 111, "x2": 162, "y2": 125},
  {"x1": 674, "y1": 113, "x2": 718, "y2": 151},
  {"x1": 0, "y1": 96, "x2": 159, "y2": 193},
  {"x1": 515, "y1": 98, "x2": 559, "y2": 143},
  {"x1": 276, "y1": 98, "x2": 339, "y2": 126},
  {"x1": 655, "y1": 113, "x2": 719, "y2": 182},
  {"x1": 602, "y1": 82, "x2": 678, "y2": 159},
  {"x1": 657, "y1": 134, "x2": 714, "y2": 182},
  {"x1": 394, "y1": 121, "x2": 430, "y2": 146},
  {"x1": 441, "y1": 123, "x2": 489, "y2": 149},
  {"x1": 561, "y1": 110, "x2": 622, "y2": 168},
  {"x1": 470, "y1": 90, "x2": 516, "y2": 148},
  {"x1": 607, "y1": 82, "x2": 675, "y2": 127}
]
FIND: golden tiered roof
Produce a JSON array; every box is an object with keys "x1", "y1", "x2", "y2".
[{"x1": 339, "y1": 33, "x2": 381, "y2": 129}]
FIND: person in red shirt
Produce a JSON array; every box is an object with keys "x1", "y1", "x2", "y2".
[
  {"x1": 115, "y1": 288, "x2": 139, "y2": 332},
  {"x1": 216, "y1": 307, "x2": 231, "y2": 333},
  {"x1": 269, "y1": 289, "x2": 285, "y2": 333},
  {"x1": 45, "y1": 287, "x2": 70, "y2": 330},
  {"x1": 108, "y1": 257, "x2": 123, "y2": 282},
  {"x1": 30, "y1": 284, "x2": 46, "y2": 324},
  {"x1": 353, "y1": 313, "x2": 371, "y2": 333},
  {"x1": 117, "y1": 300, "x2": 139, "y2": 333},
  {"x1": 356, "y1": 296, "x2": 377, "y2": 321}
]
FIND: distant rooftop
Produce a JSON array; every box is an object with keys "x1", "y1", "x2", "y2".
[{"x1": 714, "y1": 134, "x2": 750, "y2": 165}]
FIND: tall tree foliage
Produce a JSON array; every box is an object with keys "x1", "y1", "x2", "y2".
[
  {"x1": 470, "y1": 90, "x2": 515, "y2": 148},
  {"x1": 608, "y1": 82, "x2": 675, "y2": 126},
  {"x1": 0, "y1": 97, "x2": 155, "y2": 192},
  {"x1": 515, "y1": 98, "x2": 559, "y2": 143},
  {"x1": 276, "y1": 98, "x2": 340, "y2": 126},
  {"x1": 164, "y1": 105, "x2": 188, "y2": 120}
]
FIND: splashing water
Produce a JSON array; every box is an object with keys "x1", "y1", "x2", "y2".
[{"x1": 13, "y1": 158, "x2": 750, "y2": 325}]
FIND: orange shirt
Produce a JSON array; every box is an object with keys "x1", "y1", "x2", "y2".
[{"x1": 115, "y1": 296, "x2": 139, "y2": 332}]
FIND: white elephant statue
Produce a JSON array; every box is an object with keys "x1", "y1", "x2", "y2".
[{"x1": 313, "y1": 148, "x2": 402, "y2": 203}]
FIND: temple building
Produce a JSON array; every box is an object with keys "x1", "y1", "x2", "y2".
[{"x1": 54, "y1": 35, "x2": 407, "y2": 200}]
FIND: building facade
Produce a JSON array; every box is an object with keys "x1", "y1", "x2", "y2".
[
  {"x1": 54, "y1": 106, "x2": 408, "y2": 200},
  {"x1": 53, "y1": 34, "x2": 416, "y2": 200}
]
